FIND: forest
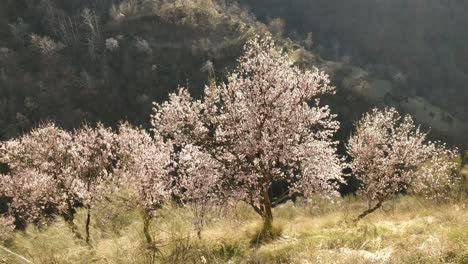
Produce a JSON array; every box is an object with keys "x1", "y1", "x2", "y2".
[{"x1": 0, "y1": 1, "x2": 467, "y2": 263}]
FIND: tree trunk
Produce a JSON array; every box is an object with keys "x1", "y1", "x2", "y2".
[
  {"x1": 85, "y1": 205, "x2": 91, "y2": 245},
  {"x1": 65, "y1": 217, "x2": 82, "y2": 240},
  {"x1": 355, "y1": 200, "x2": 383, "y2": 222},
  {"x1": 251, "y1": 190, "x2": 274, "y2": 244},
  {"x1": 63, "y1": 206, "x2": 83, "y2": 240},
  {"x1": 141, "y1": 210, "x2": 162, "y2": 260},
  {"x1": 195, "y1": 204, "x2": 206, "y2": 240},
  {"x1": 262, "y1": 190, "x2": 274, "y2": 236},
  {"x1": 261, "y1": 213, "x2": 273, "y2": 237},
  {"x1": 142, "y1": 211, "x2": 153, "y2": 245}
]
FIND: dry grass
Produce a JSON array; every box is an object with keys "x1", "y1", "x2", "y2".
[{"x1": 1, "y1": 195, "x2": 467, "y2": 264}]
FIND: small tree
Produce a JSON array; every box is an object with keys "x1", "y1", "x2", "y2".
[
  {"x1": 150, "y1": 90, "x2": 222, "y2": 239},
  {"x1": 348, "y1": 108, "x2": 459, "y2": 221},
  {"x1": 115, "y1": 123, "x2": 172, "y2": 246},
  {"x1": 0, "y1": 123, "x2": 80, "y2": 232},
  {"x1": 1, "y1": 123, "x2": 123, "y2": 243},
  {"x1": 0, "y1": 169, "x2": 61, "y2": 226},
  {"x1": 176, "y1": 144, "x2": 222, "y2": 239},
  {"x1": 71, "y1": 124, "x2": 118, "y2": 244},
  {"x1": 152, "y1": 35, "x2": 344, "y2": 241}
]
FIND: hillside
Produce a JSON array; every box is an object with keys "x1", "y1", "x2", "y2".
[
  {"x1": 241, "y1": 0, "x2": 468, "y2": 134},
  {"x1": 1, "y1": 0, "x2": 252, "y2": 138},
  {"x1": 1, "y1": 0, "x2": 467, "y2": 146}
]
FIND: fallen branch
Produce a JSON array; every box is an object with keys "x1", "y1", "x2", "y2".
[{"x1": 0, "y1": 245, "x2": 33, "y2": 264}]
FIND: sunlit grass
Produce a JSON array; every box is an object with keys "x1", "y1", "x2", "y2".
[{"x1": 1, "y1": 195, "x2": 466, "y2": 263}]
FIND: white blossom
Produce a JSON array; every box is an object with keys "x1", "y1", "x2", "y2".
[
  {"x1": 152, "y1": 35, "x2": 344, "y2": 232},
  {"x1": 105, "y1": 37, "x2": 119, "y2": 51},
  {"x1": 348, "y1": 108, "x2": 459, "y2": 219}
]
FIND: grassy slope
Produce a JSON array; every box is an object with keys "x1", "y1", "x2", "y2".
[{"x1": 1, "y1": 196, "x2": 467, "y2": 264}]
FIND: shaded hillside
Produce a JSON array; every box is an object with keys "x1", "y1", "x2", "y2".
[
  {"x1": 240, "y1": 0, "x2": 468, "y2": 143},
  {"x1": 1, "y1": 0, "x2": 467, "y2": 147},
  {"x1": 0, "y1": 0, "x2": 255, "y2": 138}
]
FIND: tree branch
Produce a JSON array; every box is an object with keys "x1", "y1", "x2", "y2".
[
  {"x1": 354, "y1": 200, "x2": 383, "y2": 222},
  {"x1": 271, "y1": 191, "x2": 292, "y2": 207},
  {"x1": 250, "y1": 202, "x2": 264, "y2": 217}
]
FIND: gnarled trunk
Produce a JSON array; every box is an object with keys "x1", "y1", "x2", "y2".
[
  {"x1": 261, "y1": 190, "x2": 274, "y2": 236},
  {"x1": 251, "y1": 190, "x2": 276, "y2": 244}
]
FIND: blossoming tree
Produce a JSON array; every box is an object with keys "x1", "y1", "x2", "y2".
[
  {"x1": 0, "y1": 123, "x2": 79, "y2": 229},
  {"x1": 152, "y1": 35, "x2": 344, "y2": 240},
  {"x1": 176, "y1": 144, "x2": 222, "y2": 239},
  {"x1": 0, "y1": 123, "x2": 119, "y2": 244},
  {"x1": 71, "y1": 124, "x2": 118, "y2": 243},
  {"x1": 347, "y1": 108, "x2": 459, "y2": 221},
  {"x1": 150, "y1": 89, "x2": 224, "y2": 239},
  {"x1": 115, "y1": 122, "x2": 172, "y2": 245}
]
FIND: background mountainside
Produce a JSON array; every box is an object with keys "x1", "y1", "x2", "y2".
[{"x1": 1, "y1": 0, "x2": 467, "y2": 148}]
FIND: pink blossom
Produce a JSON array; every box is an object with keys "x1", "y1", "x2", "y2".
[
  {"x1": 348, "y1": 107, "x2": 459, "y2": 220},
  {"x1": 115, "y1": 122, "x2": 172, "y2": 215},
  {"x1": 152, "y1": 35, "x2": 344, "y2": 233},
  {"x1": 0, "y1": 123, "x2": 79, "y2": 224}
]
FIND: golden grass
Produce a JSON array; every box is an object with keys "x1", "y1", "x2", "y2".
[{"x1": 1, "y1": 195, "x2": 467, "y2": 264}]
